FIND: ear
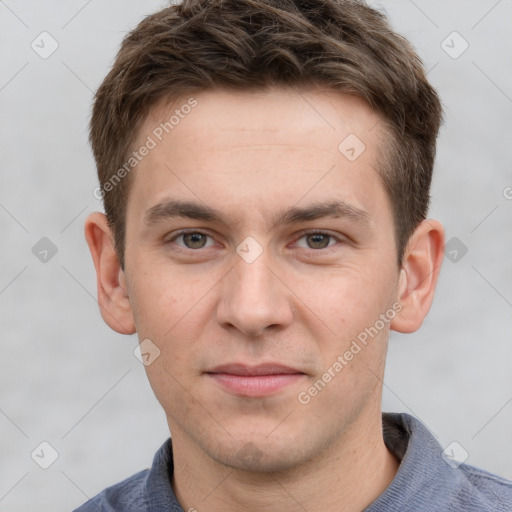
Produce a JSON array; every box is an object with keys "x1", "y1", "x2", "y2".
[
  {"x1": 84, "y1": 212, "x2": 136, "y2": 335},
  {"x1": 390, "y1": 219, "x2": 445, "y2": 333}
]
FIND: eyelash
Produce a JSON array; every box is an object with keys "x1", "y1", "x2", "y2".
[{"x1": 166, "y1": 229, "x2": 344, "y2": 253}]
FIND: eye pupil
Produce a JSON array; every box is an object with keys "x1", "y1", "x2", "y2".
[
  {"x1": 184, "y1": 233, "x2": 207, "y2": 249},
  {"x1": 307, "y1": 233, "x2": 330, "y2": 249}
]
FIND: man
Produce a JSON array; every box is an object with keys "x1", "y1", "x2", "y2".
[{"x1": 77, "y1": 0, "x2": 512, "y2": 510}]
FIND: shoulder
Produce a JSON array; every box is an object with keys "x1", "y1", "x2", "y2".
[
  {"x1": 72, "y1": 469, "x2": 151, "y2": 512},
  {"x1": 375, "y1": 413, "x2": 512, "y2": 512},
  {"x1": 72, "y1": 438, "x2": 177, "y2": 512},
  {"x1": 456, "y1": 462, "x2": 512, "y2": 511}
]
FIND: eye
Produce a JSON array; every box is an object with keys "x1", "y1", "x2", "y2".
[
  {"x1": 169, "y1": 231, "x2": 216, "y2": 250},
  {"x1": 295, "y1": 231, "x2": 339, "y2": 250},
  {"x1": 166, "y1": 229, "x2": 343, "y2": 253}
]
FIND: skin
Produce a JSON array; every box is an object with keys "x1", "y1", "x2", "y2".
[{"x1": 85, "y1": 87, "x2": 445, "y2": 511}]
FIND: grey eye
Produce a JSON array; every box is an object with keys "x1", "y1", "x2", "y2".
[
  {"x1": 182, "y1": 232, "x2": 209, "y2": 249},
  {"x1": 304, "y1": 233, "x2": 333, "y2": 249}
]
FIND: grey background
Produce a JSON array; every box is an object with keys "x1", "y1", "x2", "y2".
[{"x1": 0, "y1": 0, "x2": 511, "y2": 510}]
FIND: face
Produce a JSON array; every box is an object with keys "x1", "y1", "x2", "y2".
[{"x1": 122, "y1": 87, "x2": 402, "y2": 472}]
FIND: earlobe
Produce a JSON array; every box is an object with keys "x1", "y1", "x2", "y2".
[
  {"x1": 390, "y1": 219, "x2": 445, "y2": 333},
  {"x1": 84, "y1": 212, "x2": 136, "y2": 335}
]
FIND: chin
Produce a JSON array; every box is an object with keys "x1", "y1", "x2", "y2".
[
  {"x1": 205, "y1": 429, "x2": 317, "y2": 474},
  {"x1": 218, "y1": 444, "x2": 305, "y2": 473}
]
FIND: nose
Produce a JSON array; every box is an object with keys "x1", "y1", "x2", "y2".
[{"x1": 215, "y1": 246, "x2": 293, "y2": 338}]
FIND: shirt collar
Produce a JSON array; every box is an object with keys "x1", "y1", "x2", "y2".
[{"x1": 143, "y1": 412, "x2": 466, "y2": 511}]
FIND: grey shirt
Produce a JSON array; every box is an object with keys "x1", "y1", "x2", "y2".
[{"x1": 74, "y1": 412, "x2": 512, "y2": 511}]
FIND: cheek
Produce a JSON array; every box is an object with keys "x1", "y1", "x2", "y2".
[
  {"x1": 296, "y1": 267, "x2": 396, "y2": 399},
  {"x1": 129, "y1": 259, "x2": 217, "y2": 337},
  {"x1": 143, "y1": 360, "x2": 197, "y2": 426},
  {"x1": 130, "y1": 269, "x2": 219, "y2": 382},
  {"x1": 296, "y1": 265, "x2": 394, "y2": 337}
]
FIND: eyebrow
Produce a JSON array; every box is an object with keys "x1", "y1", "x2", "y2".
[{"x1": 144, "y1": 198, "x2": 370, "y2": 229}]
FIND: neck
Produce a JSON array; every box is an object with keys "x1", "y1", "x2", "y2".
[{"x1": 170, "y1": 407, "x2": 399, "y2": 511}]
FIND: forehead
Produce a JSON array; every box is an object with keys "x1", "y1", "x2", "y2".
[
  {"x1": 128, "y1": 87, "x2": 389, "y2": 224},
  {"x1": 142, "y1": 86, "x2": 382, "y2": 147}
]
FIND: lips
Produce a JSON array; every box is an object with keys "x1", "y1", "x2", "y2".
[
  {"x1": 205, "y1": 363, "x2": 306, "y2": 397},
  {"x1": 207, "y1": 363, "x2": 303, "y2": 376}
]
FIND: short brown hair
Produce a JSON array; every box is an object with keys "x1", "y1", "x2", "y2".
[{"x1": 90, "y1": 0, "x2": 443, "y2": 269}]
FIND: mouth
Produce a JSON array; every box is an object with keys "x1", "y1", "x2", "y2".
[{"x1": 205, "y1": 363, "x2": 306, "y2": 397}]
